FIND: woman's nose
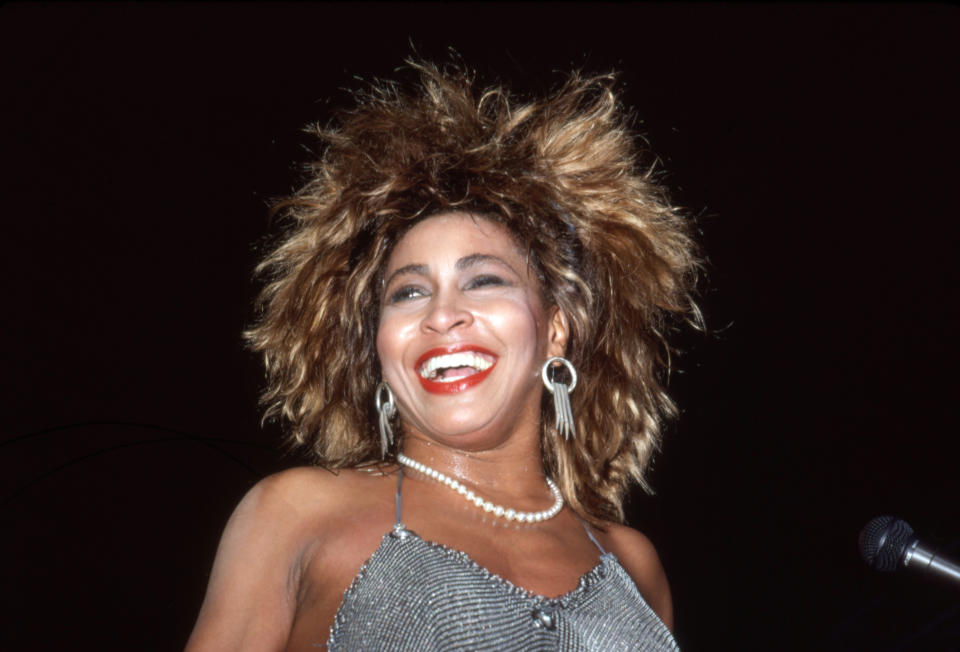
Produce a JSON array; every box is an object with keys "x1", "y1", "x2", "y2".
[{"x1": 420, "y1": 292, "x2": 474, "y2": 334}]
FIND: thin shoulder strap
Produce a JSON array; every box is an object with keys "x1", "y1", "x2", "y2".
[
  {"x1": 395, "y1": 467, "x2": 404, "y2": 526},
  {"x1": 576, "y1": 515, "x2": 608, "y2": 555}
]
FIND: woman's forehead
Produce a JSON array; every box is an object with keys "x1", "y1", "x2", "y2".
[{"x1": 385, "y1": 212, "x2": 527, "y2": 271}]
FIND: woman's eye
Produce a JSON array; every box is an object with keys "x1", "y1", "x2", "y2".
[
  {"x1": 387, "y1": 285, "x2": 427, "y2": 303},
  {"x1": 465, "y1": 274, "x2": 508, "y2": 290}
]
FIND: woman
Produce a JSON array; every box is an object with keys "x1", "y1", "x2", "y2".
[{"x1": 186, "y1": 60, "x2": 699, "y2": 651}]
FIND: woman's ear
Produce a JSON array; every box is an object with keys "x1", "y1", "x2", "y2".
[{"x1": 546, "y1": 306, "x2": 569, "y2": 358}]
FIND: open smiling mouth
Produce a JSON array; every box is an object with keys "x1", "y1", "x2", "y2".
[{"x1": 415, "y1": 346, "x2": 498, "y2": 394}]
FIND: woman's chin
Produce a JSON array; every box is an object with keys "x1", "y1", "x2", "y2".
[{"x1": 405, "y1": 420, "x2": 514, "y2": 452}]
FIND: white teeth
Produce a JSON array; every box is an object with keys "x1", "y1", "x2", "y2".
[{"x1": 419, "y1": 352, "x2": 494, "y2": 381}]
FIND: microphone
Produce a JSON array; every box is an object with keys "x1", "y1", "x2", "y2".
[{"x1": 859, "y1": 516, "x2": 960, "y2": 586}]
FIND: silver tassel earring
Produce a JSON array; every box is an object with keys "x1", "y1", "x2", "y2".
[
  {"x1": 375, "y1": 381, "x2": 397, "y2": 458},
  {"x1": 541, "y1": 357, "x2": 578, "y2": 440}
]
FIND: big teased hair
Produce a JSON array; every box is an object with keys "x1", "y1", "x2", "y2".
[{"x1": 246, "y1": 60, "x2": 700, "y2": 524}]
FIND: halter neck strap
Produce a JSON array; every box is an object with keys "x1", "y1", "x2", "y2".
[
  {"x1": 576, "y1": 514, "x2": 608, "y2": 555},
  {"x1": 395, "y1": 467, "x2": 404, "y2": 526}
]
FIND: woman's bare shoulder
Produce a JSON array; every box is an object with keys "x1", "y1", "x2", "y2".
[
  {"x1": 246, "y1": 465, "x2": 396, "y2": 519},
  {"x1": 600, "y1": 522, "x2": 675, "y2": 631},
  {"x1": 249, "y1": 466, "x2": 351, "y2": 510}
]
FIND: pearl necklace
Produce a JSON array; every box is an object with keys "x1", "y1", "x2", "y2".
[{"x1": 397, "y1": 453, "x2": 564, "y2": 523}]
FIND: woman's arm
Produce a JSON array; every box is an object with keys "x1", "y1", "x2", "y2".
[{"x1": 185, "y1": 470, "x2": 315, "y2": 651}]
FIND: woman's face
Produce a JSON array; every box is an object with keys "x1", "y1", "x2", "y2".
[{"x1": 376, "y1": 212, "x2": 567, "y2": 450}]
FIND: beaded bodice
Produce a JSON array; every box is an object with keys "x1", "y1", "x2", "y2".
[{"x1": 326, "y1": 472, "x2": 679, "y2": 651}]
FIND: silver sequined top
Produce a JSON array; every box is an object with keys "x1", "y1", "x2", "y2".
[{"x1": 327, "y1": 472, "x2": 680, "y2": 651}]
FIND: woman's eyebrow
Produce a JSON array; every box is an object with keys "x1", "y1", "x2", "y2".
[
  {"x1": 385, "y1": 255, "x2": 520, "y2": 287},
  {"x1": 456, "y1": 253, "x2": 519, "y2": 276},
  {"x1": 383, "y1": 263, "x2": 428, "y2": 288}
]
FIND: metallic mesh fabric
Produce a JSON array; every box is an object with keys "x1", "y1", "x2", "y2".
[{"x1": 327, "y1": 523, "x2": 680, "y2": 651}]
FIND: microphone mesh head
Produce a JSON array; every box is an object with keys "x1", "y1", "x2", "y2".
[{"x1": 859, "y1": 515, "x2": 915, "y2": 572}]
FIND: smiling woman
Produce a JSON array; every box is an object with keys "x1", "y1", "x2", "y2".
[{"x1": 185, "y1": 60, "x2": 699, "y2": 651}]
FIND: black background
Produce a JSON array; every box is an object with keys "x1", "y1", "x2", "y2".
[{"x1": 2, "y1": 3, "x2": 959, "y2": 650}]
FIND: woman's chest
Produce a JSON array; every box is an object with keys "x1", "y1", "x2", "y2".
[{"x1": 322, "y1": 527, "x2": 673, "y2": 651}]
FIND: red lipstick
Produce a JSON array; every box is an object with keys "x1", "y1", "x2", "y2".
[{"x1": 415, "y1": 344, "x2": 498, "y2": 395}]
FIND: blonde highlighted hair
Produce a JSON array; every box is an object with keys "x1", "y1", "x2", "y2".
[{"x1": 246, "y1": 60, "x2": 700, "y2": 524}]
